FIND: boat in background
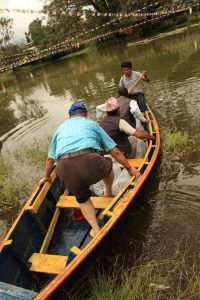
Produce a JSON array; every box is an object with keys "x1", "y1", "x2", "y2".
[{"x1": 0, "y1": 104, "x2": 160, "y2": 300}]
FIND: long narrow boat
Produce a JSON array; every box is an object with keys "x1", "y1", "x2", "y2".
[{"x1": 0, "y1": 104, "x2": 160, "y2": 300}]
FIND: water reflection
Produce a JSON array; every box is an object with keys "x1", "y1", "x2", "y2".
[{"x1": 1, "y1": 26, "x2": 199, "y2": 147}]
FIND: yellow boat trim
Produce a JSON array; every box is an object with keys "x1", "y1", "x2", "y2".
[
  {"x1": 40, "y1": 207, "x2": 60, "y2": 254},
  {"x1": 25, "y1": 171, "x2": 57, "y2": 213}
]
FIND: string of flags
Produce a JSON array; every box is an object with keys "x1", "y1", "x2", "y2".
[
  {"x1": 0, "y1": 9, "x2": 190, "y2": 17},
  {"x1": 0, "y1": 8, "x2": 43, "y2": 14},
  {"x1": 1, "y1": 7, "x2": 191, "y2": 63},
  {"x1": 0, "y1": 1, "x2": 195, "y2": 16},
  {"x1": 0, "y1": 7, "x2": 191, "y2": 17},
  {"x1": 0, "y1": 7, "x2": 193, "y2": 74}
]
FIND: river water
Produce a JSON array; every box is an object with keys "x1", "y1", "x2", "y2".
[{"x1": 0, "y1": 25, "x2": 200, "y2": 268}]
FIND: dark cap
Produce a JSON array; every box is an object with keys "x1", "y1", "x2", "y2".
[{"x1": 69, "y1": 102, "x2": 87, "y2": 116}]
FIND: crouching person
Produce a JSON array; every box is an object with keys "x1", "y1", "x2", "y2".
[
  {"x1": 100, "y1": 97, "x2": 155, "y2": 158},
  {"x1": 39, "y1": 102, "x2": 139, "y2": 238}
]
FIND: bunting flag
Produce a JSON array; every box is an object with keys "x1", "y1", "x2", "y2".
[
  {"x1": 0, "y1": 0, "x2": 198, "y2": 16},
  {"x1": 0, "y1": 6, "x2": 194, "y2": 73},
  {"x1": 0, "y1": 8, "x2": 43, "y2": 14},
  {"x1": 0, "y1": 8, "x2": 193, "y2": 17}
]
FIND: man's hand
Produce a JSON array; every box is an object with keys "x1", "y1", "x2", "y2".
[
  {"x1": 145, "y1": 119, "x2": 152, "y2": 124},
  {"x1": 127, "y1": 167, "x2": 141, "y2": 177},
  {"x1": 38, "y1": 175, "x2": 52, "y2": 186},
  {"x1": 39, "y1": 157, "x2": 55, "y2": 186},
  {"x1": 142, "y1": 70, "x2": 150, "y2": 82},
  {"x1": 142, "y1": 70, "x2": 148, "y2": 76}
]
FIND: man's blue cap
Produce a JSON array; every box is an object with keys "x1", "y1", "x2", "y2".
[{"x1": 69, "y1": 102, "x2": 88, "y2": 116}]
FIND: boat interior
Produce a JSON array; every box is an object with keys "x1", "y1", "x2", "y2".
[{"x1": 0, "y1": 109, "x2": 158, "y2": 298}]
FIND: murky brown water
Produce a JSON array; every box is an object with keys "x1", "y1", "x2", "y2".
[{"x1": 0, "y1": 25, "x2": 200, "y2": 263}]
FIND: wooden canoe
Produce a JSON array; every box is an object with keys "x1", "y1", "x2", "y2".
[{"x1": 0, "y1": 104, "x2": 160, "y2": 300}]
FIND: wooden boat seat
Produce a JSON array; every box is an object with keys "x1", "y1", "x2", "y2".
[
  {"x1": 127, "y1": 158, "x2": 146, "y2": 169},
  {"x1": 29, "y1": 253, "x2": 68, "y2": 274},
  {"x1": 57, "y1": 196, "x2": 113, "y2": 209}
]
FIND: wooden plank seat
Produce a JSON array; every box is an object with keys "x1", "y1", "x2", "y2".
[
  {"x1": 57, "y1": 196, "x2": 113, "y2": 209},
  {"x1": 29, "y1": 253, "x2": 68, "y2": 274},
  {"x1": 127, "y1": 158, "x2": 145, "y2": 169}
]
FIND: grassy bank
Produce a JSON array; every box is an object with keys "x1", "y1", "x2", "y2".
[
  {"x1": 163, "y1": 130, "x2": 200, "y2": 160},
  {"x1": 59, "y1": 47, "x2": 97, "y2": 60},
  {"x1": 0, "y1": 138, "x2": 50, "y2": 213},
  {"x1": 83, "y1": 256, "x2": 200, "y2": 300}
]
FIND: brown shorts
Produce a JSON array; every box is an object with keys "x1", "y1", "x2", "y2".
[{"x1": 56, "y1": 153, "x2": 112, "y2": 203}]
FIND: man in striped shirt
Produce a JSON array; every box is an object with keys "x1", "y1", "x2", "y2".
[{"x1": 119, "y1": 60, "x2": 150, "y2": 114}]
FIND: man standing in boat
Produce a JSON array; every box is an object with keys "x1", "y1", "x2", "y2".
[
  {"x1": 39, "y1": 102, "x2": 139, "y2": 238},
  {"x1": 119, "y1": 60, "x2": 150, "y2": 114}
]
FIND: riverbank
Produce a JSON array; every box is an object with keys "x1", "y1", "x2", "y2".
[{"x1": 80, "y1": 251, "x2": 200, "y2": 300}]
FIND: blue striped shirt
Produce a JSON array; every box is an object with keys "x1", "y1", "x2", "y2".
[{"x1": 48, "y1": 116, "x2": 116, "y2": 160}]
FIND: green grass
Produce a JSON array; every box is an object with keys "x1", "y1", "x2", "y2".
[
  {"x1": 0, "y1": 158, "x2": 8, "y2": 180},
  {"x1": 59, "y1": 47, "x2": 97, "y2": 60},
  {"x1": 14, "y1": 137, "x2": 51, "y2": 168},
  {"x1": 83, "y1": 257, "x2": 200, "y2": 300},
  {"x1": 163, "y1": 130, "x2": 198, "y2": 160},
  {"x1": 0, "y1": 137, "x2": 51, "y2": 212},
  {"x1": 0, "y1": 158, "x2": 33, "y2": 210},
  {"x1": 87, "y1": 268, "x2": 157, "y2": 300},
  {"x1": 0, "y1": 70, "x2": 15, "y2": 83}
]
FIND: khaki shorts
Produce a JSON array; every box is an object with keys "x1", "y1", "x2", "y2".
[{"x1": 56, "y1": 152, "x2": 112, "y2": 203}]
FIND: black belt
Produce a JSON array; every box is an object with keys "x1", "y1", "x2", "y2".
[{"x1": 58, "y1": 148, "x2": 97, "y2": 160}]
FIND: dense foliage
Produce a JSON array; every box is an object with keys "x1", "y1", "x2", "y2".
[
  {"x1": 28, "y1": 0, "x2": 163, "y2": 47},
  {"x1": 0, "y1": 17, "x2": 13, "y2": 48}
]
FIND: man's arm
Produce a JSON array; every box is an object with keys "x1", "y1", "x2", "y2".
[
  {"x1": 134, "y1": 129, "x2": 155, "y2": 141},
  {"x1": 109, "y1": 147, "x2": 140, "y2": 177},
  {"x1": 39, "y1": 157, "x2": 55, "y2": 185},
  {"x1": 119, "y1": 119, "x2": 154, "y2": 141},
  {"x1": 96, "y1": 103, "x2": 107, "y2": 119}
]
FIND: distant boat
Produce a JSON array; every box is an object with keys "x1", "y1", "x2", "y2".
[
  {"x1": 0, "y1": 104, "x2": 160, "y2": 300},
  {"x1": 127, "y1": 27, "x2": 187, "y2": 46}
]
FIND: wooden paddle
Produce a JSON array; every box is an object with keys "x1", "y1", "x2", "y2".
[{"x1": 128, "y1": 71, "x2": 145, "y2": 94}]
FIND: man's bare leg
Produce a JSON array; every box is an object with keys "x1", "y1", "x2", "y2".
[
  {"x1": 79, "y1": 199, "x2": 100, "y2": 238},
  {"x1": 103, "y1": 169, "x2": 114, "y2": 197}
]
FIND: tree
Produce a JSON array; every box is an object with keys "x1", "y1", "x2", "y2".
[
  {"x1": 43, "y1": 0, "x2": 83, "y2": 45},
  {"x1": 28, "y1": 19, "x2": 48, "y2": 48},
  {"x1": 0, "y1": 17, "x2": 13, "y2": 48}
]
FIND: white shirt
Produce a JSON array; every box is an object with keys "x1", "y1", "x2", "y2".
[
  {"x1": 119, "y1": 71, "x2": 143, "y2": 94},
  {"x1": 119, "y1": 119, "x2": 136, "y2": 135}
]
